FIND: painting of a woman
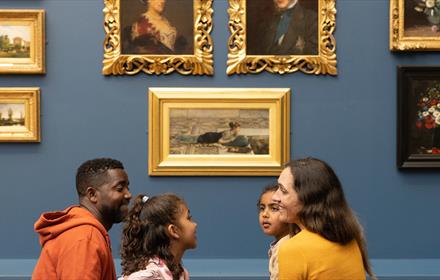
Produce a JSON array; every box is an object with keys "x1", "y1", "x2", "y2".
[{"x1": 121, "y1": 0, "x2": 193, "y2": 55}]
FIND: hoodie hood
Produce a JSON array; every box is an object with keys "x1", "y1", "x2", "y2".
[{"x1": 34, "y1": 205, "x2": 109, "y2": 247}]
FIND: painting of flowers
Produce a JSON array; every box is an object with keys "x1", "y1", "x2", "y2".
[
  {"x1": 398, "y1": 66, "x2": 440, "y2": 168},
  {"x1": 405, "y1": 0, "x2": 440, "y2": 37}
]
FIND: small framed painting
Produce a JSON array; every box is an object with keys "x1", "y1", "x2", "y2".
[
  {"x1": 398, "y1": 66, "x2": 440, "y2": 168},
  {"x1": 0, "y1": 10, "x2": 45, "y2": 74},
  {"x1": 390, "y1": 0, "x2": 440, "y2": 51},
  {"x1": 149, "y1": 88, "x2": 291, "y2": 176},
  {"x1": 0, "y1": 88, "x2": 40, "y2": 142},
  {"x1": 103, "y1": 0, "x2": 213, "y2": 75},
  {"x1": 227, "y1": 0, "x2": 337, "y2": 75}
]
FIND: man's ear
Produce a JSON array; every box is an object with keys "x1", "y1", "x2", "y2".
[
  {"x1": 167, "y1": 224, "x2": 180, "y2": 239},
  {"x1": 85, "y1": 187, "x2": 98, "y2": 203}
]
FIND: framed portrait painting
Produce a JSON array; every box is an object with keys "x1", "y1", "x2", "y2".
[
  {"x1": 0, "y1": 88, "x2": 40, "y2": 142},
  {"x1": 103, "y1": 0, "x2": 213, "y2": 75},
  {"x1": 227, "y1": 0, "x2": 337, "y2": 75},
  {"x1": 397, "y1": 66, "x2": 440, "y2": 168},
  {"x1": 390, "y1": 0, "x2": 440, "y2": 51},
  {"x1": 0, "y1": 10, "x2": 45, "y2": 74},
  {"x1": 149, "y1": 88, "x2": 290, "y2": 176}
]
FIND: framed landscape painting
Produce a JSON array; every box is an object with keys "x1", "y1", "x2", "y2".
[
  {"x1": 149, "y1": 88, "x2": 290, "y2": 176},
  {"x1": 397, "y1": 66, "x2": 440, "y2": 168},
  {"x1": 0, "y1": 88, "x2": 40, "y2": 142},
  {"x1": 0, "y1": 10, "x2": 45, "y2": 74},
  {"x1": 103, "y1": 0, "x2": 213, "y2": 75},
  {"x1": 227, "y1": 0, "x2": 337, "y2": 75},
  {"x1": 390, "y1": 0, "x2": 440, "y2": 51}
]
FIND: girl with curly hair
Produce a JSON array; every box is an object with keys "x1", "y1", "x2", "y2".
[{"x1": 119, "y1": 193, "x2": 197, "y2": 280}]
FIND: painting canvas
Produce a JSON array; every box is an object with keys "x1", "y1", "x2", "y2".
[
  {"x1": 0, "y1": 103, "x2": 26, "y2": 131},
  {"x1": 0, "y1": 24, "x2": 31, "y2": 59},
  {"x1": 404, "y1": 0, "x2": 440, "y2": 37},
  {"x1": 397, "y1": 66, "x2": 440, "y2": 168},
  {"x1": 120, "y1": 0, "x2": 194, "y2": 55},
  {"x1": 169, "y1": 109, "x2": 270, "y2": 155},
  {"x1": 103, "y1": 0, "x2": 213, "y2": 75},
  {"x1": 149, "y1": 88, "x2": 290, "y2": 176},
  {"x1": 246, "y1": 0, "x2": 319, "y2": 56}
]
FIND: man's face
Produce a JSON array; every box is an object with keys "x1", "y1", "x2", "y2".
[
  {"x1": 95, "y1": 169, "x2": 131, "y2": 225},
  {"x1": 273, "y1": 0, "x2": 293, "y2": 10}
]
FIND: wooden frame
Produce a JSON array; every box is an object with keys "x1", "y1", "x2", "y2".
[
  {"x1": 103, "y1": 0, "x2": 213, "y2": 75},
  {"x1": 0, "y1": 10, "x2": 45, "y2": 74},
  {"x1": 227, "y1": 0, "x2": 337, "y2": 75},
  {"x1": 390, "y1": 0, "x2": 440, "y2": 51},
  {"x1": 397, "y1": 66, "x2": 440, "y2": 168},
  {"x1": 0, "y1": 87, "x2": 40, "y2": 142},
  {"x1": 149, "y1": 88, "x2": 290, "y2": 176}
]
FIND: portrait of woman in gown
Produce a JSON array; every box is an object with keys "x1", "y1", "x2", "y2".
[{"x1": 121, "y1": 0, "x2": 194, "y2": 55}]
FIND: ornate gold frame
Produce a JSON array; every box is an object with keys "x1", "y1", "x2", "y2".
[
  {"x1": 0, "y1": 10, "x2": 45, "y2": 74},
  {"x1": 390, "y1": 0, "x2": 440, "y2": 51},
  {"x1": 227, "y1": 0, "x2": 337, "y2": 75},
  {"x1": 0, "y1": 88, "x2": 40, "y2": 142},
  {"x1": 103, "y1": 0, "x2": 213, "y2": 75},
  {"x1": 149, "y1": 88, "x2": 290, "y2": 176}
]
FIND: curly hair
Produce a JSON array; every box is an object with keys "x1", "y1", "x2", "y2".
[
  {"x1": 120, "y1": 193, "x2": 185, "y2": 279},
  {"x1": 285, "y1": 157, "x2": 376, "y2": 280},
  {"x1": 75, "y1": 158, "x2": 124, "y2": 196}
]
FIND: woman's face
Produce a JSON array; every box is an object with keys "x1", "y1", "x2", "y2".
[
  {"x1": 272, "y1": 167, "x2": 302, "y2": 224},
  {"x1": 148, "y1": 0, "x2": 166, "y2": 14}
]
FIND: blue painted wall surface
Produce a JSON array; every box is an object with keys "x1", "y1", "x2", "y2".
[{"x1": 0, "y1": 0, "x2": 439, "y2": 262}]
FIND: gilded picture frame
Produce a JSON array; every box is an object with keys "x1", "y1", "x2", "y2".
[
  {"x1": 103, "y1": 0, "x2": 213, "y2": 76},
  {"x1": 227, "y1": 0, "x2": 337, "y2": 75},
  {"x1": 390, "y1": 0, "x2": 440, "y2": 51},
  {"x1": 0, "y1": 87, "x2": 40, "y2": 142},
  {"x1": 0, "y1": 10, "x2": 45, "y2": 74},
  {"x1": 149, "y1": 88, "x2": 290, "y2": 176}
]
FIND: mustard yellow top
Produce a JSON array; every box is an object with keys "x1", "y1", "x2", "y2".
[{"x1": 278, "y1": 229, "x2": 366, "y2": 280}]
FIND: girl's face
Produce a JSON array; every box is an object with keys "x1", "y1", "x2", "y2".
[
  {"x1": 148, "y1": 0, "x2": 166, "y2": 14},
  {"x1": 272, "y1": 167, "x2": 302, "y2": 225},
  {"x1": 176, "y1": 204, "x2": 197, "y2": 249},
  {"x1": 258, "y1": 191, "x2": 290, "y2": 240}
]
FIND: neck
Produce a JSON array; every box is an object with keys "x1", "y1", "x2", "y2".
[
  {"x1": 278, "y1": 0, "x2": 298, "y2": 12},
  {"x1": 79, "y1": 200, "x2": 112, "y2": 231},
  {"x1": 169, "y1": 241, "x2": 184, "y2": 265},
  {"x1": 146, "y1": 8, "x2": 162, "y2": 20}
]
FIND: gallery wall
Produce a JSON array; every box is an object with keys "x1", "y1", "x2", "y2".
[{"x1": 0, "y1": 0, "x2": 440, "y2": 265}]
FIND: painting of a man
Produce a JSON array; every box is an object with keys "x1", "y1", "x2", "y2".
[
  {"x1": 120, "y1": 0, "x2": 194, "y2": 55},
  {"x1": 247, "y1": 0, "x2": 318, "y2": 55}
]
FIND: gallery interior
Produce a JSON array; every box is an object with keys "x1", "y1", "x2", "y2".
[{"x1": 0, "y1": 0, "x2": 439, "y2": 279}]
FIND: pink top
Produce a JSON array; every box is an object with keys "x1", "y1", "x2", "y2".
[{"x1": 118, "y1": 257, "x2": 189, "y2": 280}]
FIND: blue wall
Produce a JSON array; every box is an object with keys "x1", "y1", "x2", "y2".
[{"x1": 0, "y1": 0, "x2": 440, "y2": 266}]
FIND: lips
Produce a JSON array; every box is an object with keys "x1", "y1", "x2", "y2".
[{"x1": 262, "y1": 221, "x2": 271, "y2": 229}]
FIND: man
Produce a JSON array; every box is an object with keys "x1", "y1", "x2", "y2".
[
  {"x1": 249, "y1": 0, "x2": 318, "y2": 55},
  {"x1": 32, "y1": 158, "x2": 132, "y2": 280}
]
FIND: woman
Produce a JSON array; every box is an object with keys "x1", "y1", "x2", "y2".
[
  {"x1": 272, "y1": 158, "x2": 376, "y2": 280},
  {"x1": 196, "y1": 121, "x2": 250, "y2": 151},
  {"x1": 124, "y1": 0, "x2": 188, "y2": 54}
]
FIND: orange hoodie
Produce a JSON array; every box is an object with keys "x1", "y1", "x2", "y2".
[{"x1": 32, "y1": 206, "x2": 117, "y2": 280}]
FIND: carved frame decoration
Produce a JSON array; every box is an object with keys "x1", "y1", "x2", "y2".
[
  {"x1": 0, "y1": 10, "x2": 45, "y2": 74},
  {"x1": 390, "y1": 0, "x2": 440, "y2": 51},
  {"x1": 0, "y1": 87, "x2": 40, "y2": 142},
  {"x1": 149, "y1": 88, "x2": 291, "y2": 176},
  {"x1": 226, "y1": 0, "x2": 337, "y2": 75},
  {"x1": 103, "y1": 0, "x2": 213, "y2": 75}
]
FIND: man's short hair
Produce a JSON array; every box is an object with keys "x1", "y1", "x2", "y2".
[{"x1": 76, "y1": 158, "x2": 124, "y2": 196}]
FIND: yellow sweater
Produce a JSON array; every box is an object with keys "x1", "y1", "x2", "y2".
[{"x1": 278, "y1": 229, "x2": 366, "y2": 280}]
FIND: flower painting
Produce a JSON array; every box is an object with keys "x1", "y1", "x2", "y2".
[
  {"x1": 404, "y1": 0, "x2": 440, "y2": 37},
  {"x1": 398, "y1": 66, "x2": 440, "y2": 168}
]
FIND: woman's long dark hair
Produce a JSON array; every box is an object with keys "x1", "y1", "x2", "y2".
[
  {"x1": 286, "y1": 157, "x2": 376, "y2": 280},
  {"x1": 120, "y1": 193, "x2": 185, "y2": 279}
]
